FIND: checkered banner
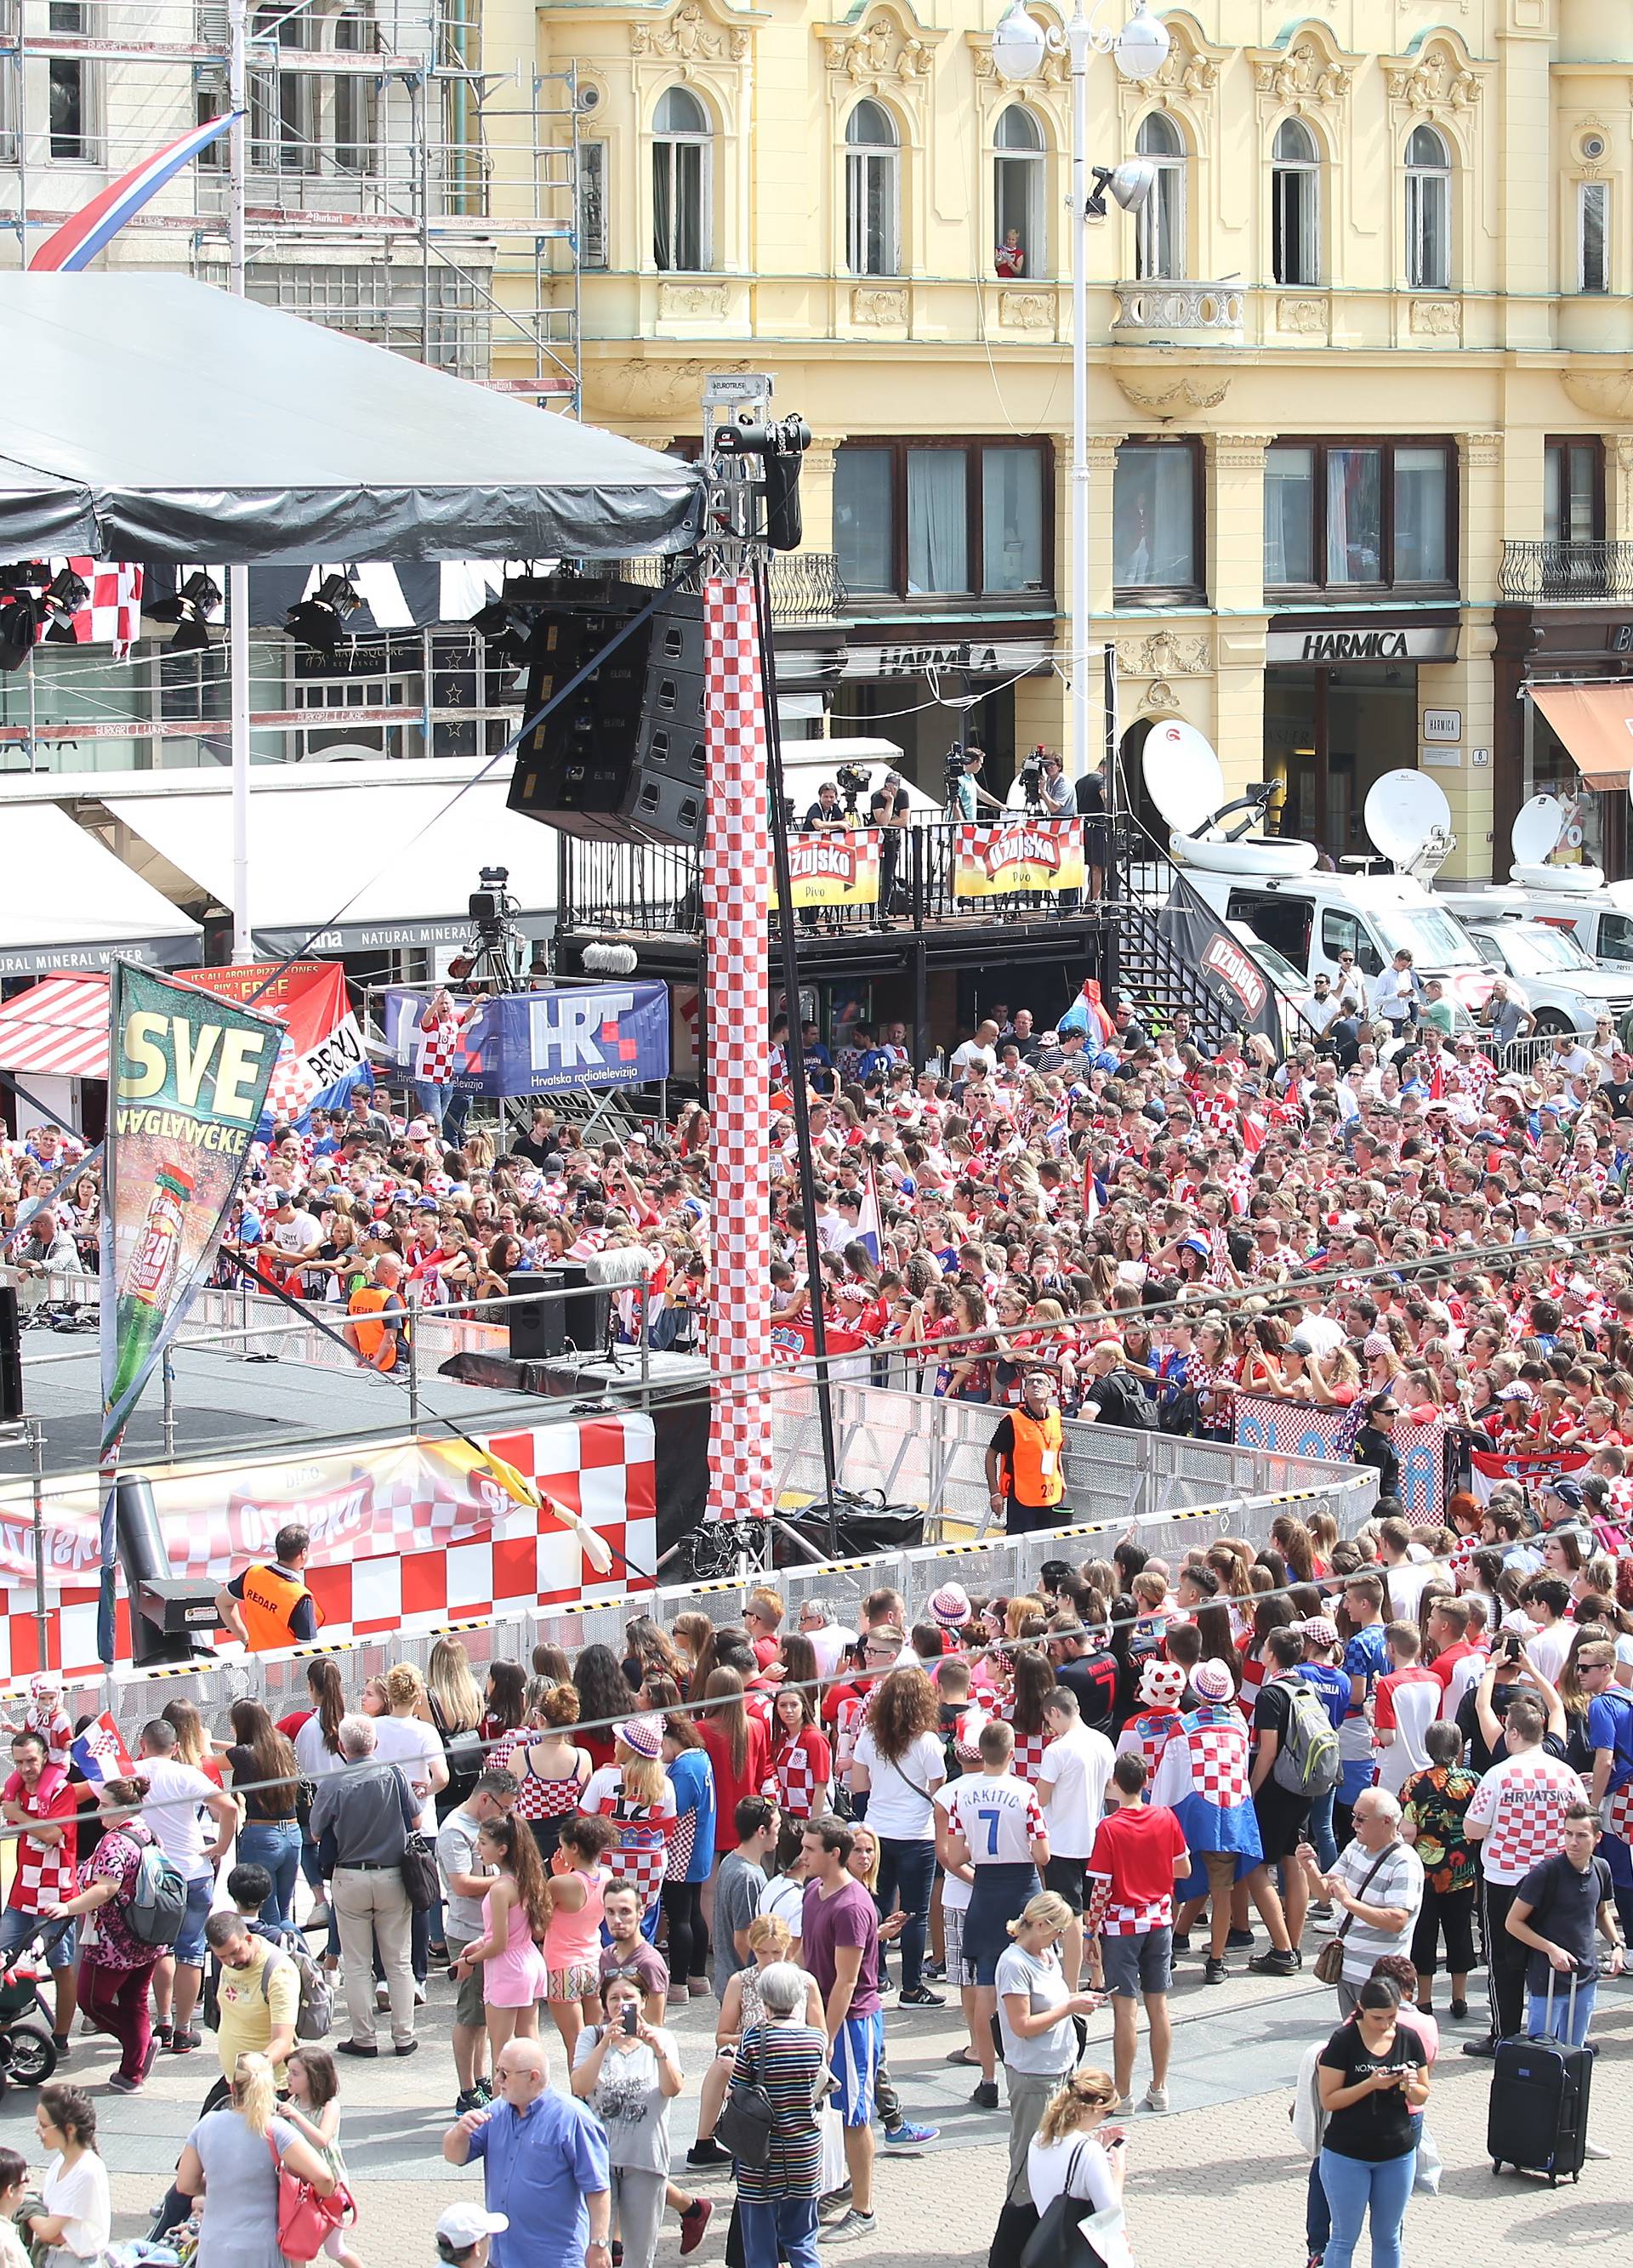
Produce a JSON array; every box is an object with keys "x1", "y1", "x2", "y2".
[
  {"x1": 953, "y1": 819, "x2": 1085, "y2": 899},
  {"x1": 703, "y1": 575, "x2": 773, "y2": 1522},
  {"x1": 769, "y1": 828, "x2": 882, "y2": 911}
]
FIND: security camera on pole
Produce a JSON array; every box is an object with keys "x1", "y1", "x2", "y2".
[{"x1": 989, "y1": 1, "x2": 1169, "y2": 786}]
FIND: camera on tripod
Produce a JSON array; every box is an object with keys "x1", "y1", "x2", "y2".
[
  {"x1": 469, "y1": 865, "x2": 515, "y2": 940},
  {"x1": 943, "y1": 745, "x2": 970, "y2": 785},
  {"x1": 1017, "y1": 747, "x2": 1046, "y2": 810},
  {"x1": 835, "y1": 761, "x2": 870, "y2": 813}
]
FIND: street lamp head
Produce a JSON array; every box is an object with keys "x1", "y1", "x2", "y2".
[
  {"x1": 1087, "y1": 158, "x2": 1155, "y2": 219},
  {"x1": 1112, "y1": 3, "x2": 1171, "y2": 84},
  {"x1": 990, "y1": 3, "x2": 1048, "y2": 84}
]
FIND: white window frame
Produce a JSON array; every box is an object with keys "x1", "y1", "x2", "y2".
[
  {"x1": 651, "y1": 86, "x2": 713, "y2": 273},
  {"x1": 993, "y1": 105, "x2": 1046, "y2": 280},
  {"x1": 1405, "y1": 126, "x2": 1451, "y2": 291},
  {"x1": 1579, "y1": 178, "x2": 1610, "y2": 294},
  {"x1": 845, "y1": 100, "x2": 900, "y2": 279},
  {"x1": 1134, "y1": 113, "x2": 1186, "y2": 281},
  {"x1": 1271, "y1": 118, "x2": 1321, "y2": 287}
]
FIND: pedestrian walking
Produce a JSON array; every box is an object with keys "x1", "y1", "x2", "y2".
[
  {"x1": 309, "y1": 1712, "x2": 420, "y2": 2058},
  {"x1": 1300, "y1": 1790, "x2": 1425, "y2": 2018},
  {"x1": 441, "y1": 2038, "x2": 612, "y2": 2268},
  {"x1": 987, "y1": 1892, "x2": 1102, "y2": 2268},
  {"x1": 41, "y1": 1773, "x2": 158, "y2": 2092},
  {"x1": 726, "y1": 1959, "x2": 827, "y2": 2268},
  {"x1": 450, "y1": 1815, "x2": 552, "y2": 2058}
]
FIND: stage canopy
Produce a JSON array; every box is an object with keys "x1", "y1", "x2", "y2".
[
  {"x1": 0, "y1": 805, "x2": 202, "y2": 976},
  {"x1": 0, "y1": 275, "x2": 702, "y2": 563}
]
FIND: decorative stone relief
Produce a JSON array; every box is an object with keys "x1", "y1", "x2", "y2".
[
  {"x1": 819, "y1": 7, "x2": 940, "y2": 91},
  {"x1": 852, "y1": 286, "x2": 908, "y2": 325},
  {"x1": 1117, "y1": 629, "x2": 1211, "y2": 680},
  {"x1": 1276, "y1": 297, "x2": 1326, "y2": 333},
  {"x1": 630, "y1": 3, "x2": 750, "y2": 65},
  {"x1": 1254, "y1": 43, "x2": 1350, "y2": 111},
  {"x1": 1111, "y1": 370, "x2": 1232, "y2": 420},
  {"x1": 1409, "y1": 298, "x2": 1460, "y2": 335},
  {"x1": 657, "y1": 282, "x2": 728, "y2": 318},
  {"x1": 1459, "y1": 431, "x2": 1502, "y2": 473},
  {"x1": 604, "y1": 357, "x2": 751, "y2": 415},
  {"x1": 1209, "y1": 430, "x2": 1278, "y2": 472},
  {"x1": 1562, "y1": 370, "x2": 1633, "y2": 422},
  {"x1": 999, "y1": 291, "x2": 1053, "y2": 329},
  {"x1": 1385, "y1": 39, "x2": 1482, "y2": 117}
]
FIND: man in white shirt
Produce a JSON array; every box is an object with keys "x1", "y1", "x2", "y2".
[
  {"x1": 136, "y1": 1718, "x2": 238, "y2": 2051},
  {"x1": 1375, "y1": 1516, "x2": 1435, "y2": 1623},
  {"x1": 796, "y1": 1599, "x2": 856, "y2": 1681},
  {"x1": 1515, "y1": 1577, "x2": 1574, "y2": 1687},
  {"x1": 949, "y1": 1022, "x2": 999, "y2": 1085},
  {"x1": 1034, "y1": 1687, "x2": 1115, "y2": 1992},
  {"x1": 941, "y1": 1719, "x2": 1050, "y2": 2109}
]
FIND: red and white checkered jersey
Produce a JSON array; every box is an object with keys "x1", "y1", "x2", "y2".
[
  {"x1": 582, "y1": 1765, "x2": 676, "y2": 1916},
  {"x1": 3, "y1": 1765, "x2": 77, "y2": 1913},
  {"x1": 945, "y1": 1771, "x2": 1044, "y2": 1863},
  {"x1": 1465, "y1": 1749, "x2": 1585, "y2": 1884},
  {"x1": 771, "y1": 1726, "x2": 832, "y2": 1822},
  {"x1": 417, "y1": 1008, "x2": 469, "y2": 1084}
]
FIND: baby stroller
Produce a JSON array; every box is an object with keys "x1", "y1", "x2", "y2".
[{"x1": 0, "y1": 1927, "x2": 62, "y2": 2095}]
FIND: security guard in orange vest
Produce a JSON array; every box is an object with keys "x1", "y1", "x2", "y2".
[
  {"x1": 984, "y1": 1368, "x2": 1067, "y2": 1537},
  {"x1": 345, "y1": 1253, "x2": 409, "y2": 1374},
  {"x1": 216, "y1": 1523, "x2": 321, "y2": 1651}
]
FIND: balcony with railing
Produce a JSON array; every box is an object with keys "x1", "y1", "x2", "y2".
[
  {"x1": 1499, "y1": 541, "x2": 1633, "y2": 605},
  {"x1": 1112, "y1": 281, "x2": 1244, "y2": 345},
  {"x1": 617, "y1": 553, "x2": 848, "y2": 626}
]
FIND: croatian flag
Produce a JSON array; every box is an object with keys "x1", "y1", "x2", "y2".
[
  {"x1": 69, "y1": 1711, "x2": 134, "y2": 1786},
  {"x1": 29, "y1": 111, "x2": 243, "y2": 273},
  {"x1": 856, "y1": 1165, "x2": 882, "y2": 1265}
]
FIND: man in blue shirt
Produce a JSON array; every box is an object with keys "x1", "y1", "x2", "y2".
[{"x1": 443, "y1": 2038, "x2": 610, "y2": 2268}]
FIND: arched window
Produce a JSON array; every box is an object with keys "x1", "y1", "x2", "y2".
[
  {"x1": 1405, "y1": 123, "x2": 1451, "y2": 290},
  {"x1": 845, "y1": 100, "x2": 899, "y2": 277},
  {"x1": 1134, "y1": 111, "x2": 1185, "y2": 281},
  {"x1": 1272, "y1": 117, "x2": 1320, "y2": 287},
  {"x1": 993, "y1": 105, "x2": 1044, "y2": 280},
  {"x1": 333, "y1": 11, "x2": 375, "y2": 178},
  {"x1": 652, "y1": 86, "x2": 711, "y2": 271}
]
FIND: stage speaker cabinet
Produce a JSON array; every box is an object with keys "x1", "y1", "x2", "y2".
[
  {"x1": 0, "y1": 1287, "x2": 19, "y2": 1424},
  {"x1": 508, "y1": 582, "x2": 708, "y2": 849},
  {"x1": 507, "y1": 1269, "x2": 564, "y2": 1361}
]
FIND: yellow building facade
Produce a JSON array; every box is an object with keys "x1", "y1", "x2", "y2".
[{"x1": 500, "y1": 0, "x2": 1633, "y2": 884}]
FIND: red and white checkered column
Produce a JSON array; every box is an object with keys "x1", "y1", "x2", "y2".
[{"x1": 702, "y1": 574, "x2": 773, "y2": 1522}]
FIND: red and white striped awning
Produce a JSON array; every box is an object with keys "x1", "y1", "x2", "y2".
[{"x1": 0, "y1": 973, "x2": 111, "y2": 1080}]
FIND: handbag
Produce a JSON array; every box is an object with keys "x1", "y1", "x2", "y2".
[
  {"x1": 269, "y1": 2133, "x2": 354, "y2": 2264},
  {"x1": 1312, "y1": 1844, "x2": 1397, "y2": 1987},
  {"x1": 1018, "y1": 2146, "x2": 1110, "y2": 2268},
  {"x1": 400, "y1": 1831, "x2": 438, "y2": 1914},
  {"x1": 715, "y1": 2032, "x2": 777, "y2": 2168}
]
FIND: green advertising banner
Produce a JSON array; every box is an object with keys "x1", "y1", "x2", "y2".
[{"x1": 100, "y1": 963, "x2": 281, "y2": 1454}]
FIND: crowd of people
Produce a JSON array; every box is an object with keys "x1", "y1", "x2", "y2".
[{"x1": 0, "y1": 1486, "x2": 1628, "y2": 2268}]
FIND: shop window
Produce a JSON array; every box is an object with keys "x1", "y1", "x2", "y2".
[
  {"x1": 1113, "y1": 442, "x2": 1200, "y2": 601},
  {"x1": 1272, "y1": 118, "x2": 1320, "y2": 287},
  {"x1": 653, "y1": 86, "x2": 711, "y2": 271},
  {"x1": 845, "y1": 99, "x2": 899, "y2": 278},
  {"x1": 1134, "y1": 112, "x2": 1186, "y2": 281},
  {"x1": 1264, "y1": 440, "x2": 1454, "y2": 594},
  {"x1": 1544, "y1": 439, "x2": 1602, "y2": 544},
  {"x1": 993, "y1": 105, "x2": 1045, "y2": 279},
  {"x1": 1579, "y1": 179, "x2": 1610, "y2": 294},
  {"x1": 1405, "y1": 124, "x2": 1451, "y2": 290},
  {"x1": 831, "y1": 440, "x2": 1051, "y2": 602}
]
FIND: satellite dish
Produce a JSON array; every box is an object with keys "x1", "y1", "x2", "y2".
[
  {"x1": 1365, "y1": 770, "x2": 1455, "y2": 879},
  {"x1": 1511, "y1": 794, "x2": 1565, "y2": 868},
  {"x1": 1141, "y1": 719, "x2": 1223, "y2": 838},
  {"x1": 1509, "y1": 790, "x2": 1605, "y2": 891}
]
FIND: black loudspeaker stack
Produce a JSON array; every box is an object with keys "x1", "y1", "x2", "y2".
[
  {"x1": 506, "y1": 1266, "x2": 610, "y2": 1364},
  {"x1": 506, "y1": 578, "x2": 707, "y2": 848},
  {"x1": 0, "y1": 1288, "x2": 20, "y2": 1423}
]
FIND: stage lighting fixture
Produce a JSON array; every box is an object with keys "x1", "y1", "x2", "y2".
[
  {"x1": 0, "y1": 593, "x2": 41, "y2": 673},
  {"x1": 285, "y1": 572, "x2": 361, "y2": 658},
  {"x1": 42, "y1": 567, "x2": 90, "y2": 643}
]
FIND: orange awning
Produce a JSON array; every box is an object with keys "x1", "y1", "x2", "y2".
[{"x1": 1531, "y1": 680, "x2": 1633, "y2": 790}]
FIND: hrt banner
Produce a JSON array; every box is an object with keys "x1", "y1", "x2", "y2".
[
  {"x1": 953, "y1": 819, "x2": 1085, "y2": 898},
  {"x1": 769, "y1": 829, "x2": 882, "y2": 910},
  {"x1": 380, "y1": 985, "x2": 670, "y2": 1095}
]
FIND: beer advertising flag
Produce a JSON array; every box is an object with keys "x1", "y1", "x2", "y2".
[
  {"x1": 953, "y1": 819, "x2": 1085, "y2": 899},
  {"x1": 768, "y1": 828, "x2": 882, "y2": 911},
  {"x1": 100, "y1": 963, "x2": 280, "y2": 1453}
]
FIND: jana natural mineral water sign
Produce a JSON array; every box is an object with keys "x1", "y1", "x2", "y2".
[{"x1": 100, "y1": 963, "x2": 280, "y2": 1452}]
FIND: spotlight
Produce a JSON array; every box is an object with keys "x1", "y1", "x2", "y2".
[
  {"x1": 284, "y1": 572, "x2": 361, "y2": 659},
  {"x1": 169, "y1": 615, "x2": 215, "y2": 654},
  {"x1": 42, "y1": 567, "x2": 90, "y2": 643},
  {"x1": 0, "y1": 592, "x2": 40, "y2": 674},
  {"x1": 1087, "y1": 159, "x2": 1155, "y2": 219}
]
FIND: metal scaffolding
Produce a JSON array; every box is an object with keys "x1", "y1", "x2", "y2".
[{"x1": 0, "y1": 0, "x2": 583, "y2": 406}]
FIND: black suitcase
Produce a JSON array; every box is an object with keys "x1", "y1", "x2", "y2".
[{"x1": 1488, "y1": 1974, "x2": 1592, "y2": 2185}]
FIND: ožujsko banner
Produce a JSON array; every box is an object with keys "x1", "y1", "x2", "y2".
[
  {"x1": 100, "y1": 963, "x2": 280, "y2": 1452},
  {"x1": 769, "y1": 828, "x2": 882, "y2": 910},
  {"x1": 953, "y1": 819, "x2": 1085, "y2": 898},
  {"x1": 379, "y1": 983, "x2": 671, "y2": 1096}
]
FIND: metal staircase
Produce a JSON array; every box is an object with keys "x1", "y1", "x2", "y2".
[{"x1": 1104, "y1": 820, "x2": 1238, "y2": 1052}]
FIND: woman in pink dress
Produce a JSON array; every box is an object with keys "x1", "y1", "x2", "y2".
[{"x1": 449, "y1": 1816, "x2": 551, "y2": 2060}]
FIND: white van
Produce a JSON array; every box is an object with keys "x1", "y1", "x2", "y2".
[
  {"x1": 1448, "y1": 915, "x2": 1633, "y2": 1039},
  {"x1": 1440, "y1": 880, "x2": 1633, "y2": 979}
]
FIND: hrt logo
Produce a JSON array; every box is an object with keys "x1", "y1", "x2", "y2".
[{"x1": 529, "y1": 991, "x2": 635, "y2": 1069}]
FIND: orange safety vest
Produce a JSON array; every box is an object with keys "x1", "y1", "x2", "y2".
[
  {"x1": 237, "y1": 1562, "x2": 321, "y2": 1652},
  {"x1": 1002, "y1": 1407, "x2": 1065, "y2": 1509},
  {"x1": 347, "y1": 1284, "x2": 405, "y2": 1370}
]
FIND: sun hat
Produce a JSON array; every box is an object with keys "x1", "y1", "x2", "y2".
[
  {"x1": 614, "y1": 1714, "x2": 664, "y2": 1759},
  {"x1": 1137, "y1": 1660, "x2": 1186, "y2": 1707},
  {"x1": 1191, "y1": 1659, "x2": 1236, "y2": 1704},
  {"x1": 929, "y1": 1582, "x2": 971, "y2": 1630},
  {"x1": 1300, "y1": 1617, "x2": 1340, "y2": 1650}
]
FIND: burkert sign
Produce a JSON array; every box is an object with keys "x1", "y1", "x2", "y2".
[
  {"x1": 1157, "y1": 873, "x2": 1285, "y2": 1054},
  {"x1": 382, "y1": 984, "x2": 671, "y2": 1096}
]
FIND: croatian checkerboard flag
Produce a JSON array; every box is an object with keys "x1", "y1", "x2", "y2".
[
  {"x1": 28, "y1": 111, "x2": 242, "y2": 272},
  {"x1": 70, "y1": 1711, "x2": 134, "y2": 1786}
]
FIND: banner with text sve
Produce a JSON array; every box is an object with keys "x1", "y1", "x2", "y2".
[{"x1": 380, "y1": 984, "x2": 670, "y2": 1096}]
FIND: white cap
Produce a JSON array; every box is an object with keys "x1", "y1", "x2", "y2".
[{"x1": 436, "y1": 2208, "x2": 509, "y2": 2249}]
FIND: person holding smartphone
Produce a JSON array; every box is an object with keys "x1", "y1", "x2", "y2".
[
  {"x1": 570, "y1": 1975, "x2": 685, "y2": 2268},
  {"x1": 1023, "y1": 2066, "x2": 1128, "y2": 2234},
  {"x1": 1314, "y1": 1976, "x2": 1430, "y2": 2268}
]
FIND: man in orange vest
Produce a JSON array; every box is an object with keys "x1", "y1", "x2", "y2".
[
  {"x1": 984, "y1": 1368, "x2": 1067, "y2": 1536},
  {"x1": 215, "y1": 1524, "x2": 320, "y2": 1651},
  {"x1": 345, "y1": 1253, "x2": 408, "y2": 1375}
]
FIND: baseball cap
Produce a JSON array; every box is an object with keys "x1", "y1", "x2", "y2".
[
  {"x1": 1550, "y1": 1476, "x2": 1586, "y2": 1509},
  {"x1": 436, "y1": 2208, "x2": 509, "y2": 2248}
]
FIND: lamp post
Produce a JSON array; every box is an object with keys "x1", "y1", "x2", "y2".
[{"x1": 990, "y1": 1, "x2": 1168, "y2": 786}]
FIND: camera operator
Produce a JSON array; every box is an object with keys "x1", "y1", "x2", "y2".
[
  {"x1": 801, "y1": 778, "x2": 847, "y2": 931},
  {"x1": 947, "y1": 742, "x2": 1005, "y2": 822},
  {"x1": 1038, "y1": 751, "x2": 1076, "y2": 821},
  {"x1": 871, "y1": 770, "x2": 910, "y2": 932},
  {"x1": 1075, "y1": 759, "x2": 1108, "y2": 901}
]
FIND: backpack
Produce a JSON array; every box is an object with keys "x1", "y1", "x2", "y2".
[
  {"x1": 1271, "y1": 1679, "x2": 1342, "y2": 1800},
  {"x1": 125, "y1": 1840, "x2": 188, "y2": 1947},
  {"x1": 202, "y1": 1925, "x2": 333, "y2": 2042}
]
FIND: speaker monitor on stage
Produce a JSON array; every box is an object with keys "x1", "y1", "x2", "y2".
[
  {"x1": 507, "y1": 1266, "x2": 609, "y2": 1363},
  {"x1": 0, "y1": 1288, "x2": 20, "y2": 1424}
]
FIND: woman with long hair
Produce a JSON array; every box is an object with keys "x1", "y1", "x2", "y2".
[
  {"x1": 582, "y1": 1714, "x2": 679, "y2": 1938},
  {"x1": 574, "y1": 1643, "x2": 633, "y2": 1772},
  {"x1": 650, "y1": 1678, "x2": 714, "y2": 2000},
  {"x1": 27, "y1": 2085, "x2": 110, "y2": 2268},
  {"x1": 162, "y1": 1697, "x2": 223, "y2": 1786},
  {"x1": 220, "y1": 1700, "x2": 301, "y2": 1928},
  {"x1": 480, "y1": 1661, "x2": 528, "y2": 1750},
  {"x1": 1270, "y1": 1515, "x2": 1317, "y2": 1585},
  {"x1": 1003, "y1": 1647, "x2": 1056, "y2": 1785},
  {"x1": 696, "y1": 1667, "x2": 772, "y2": 1863},
  {"x1": 372, "y1": 1663, "x2": 448, "y2": 1986},
  {"x1": 1314, "y1": 1977, "x2": 1430, "y2": 2268},
  {"x1": 505, "y1": 1684, "x2": 592, "y2": 1864},
  {"x1": 293, "y1": 1658, "x2": 348, "y2": 1917},
  {"x1": 425, "y1": 1635, "x2": 485, "y2": 1816},
  {"x1": 669, "y1": 1612, "x2": 713, "y2": 1689},
  {"x1": 624, "y1": 1616, "x2": 686, "y2": 1697},
  {"x1": 174, "y1": 2054, "x2": 335, "y2": 2268},
  {"x1": 1023, "y1": 2066, "x2": 1127, "y2": 2237},
  {"x1": 450, "y1": 1815, "x2": 552, "y2": 2057},
  {"x1": 769, "y1": 1685, "x2": 832, "y2": 1825},
  {"x1": 851, "y1": 1664, "x2": 946, "y2": 2005}
]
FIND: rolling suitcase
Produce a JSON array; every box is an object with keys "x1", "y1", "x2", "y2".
[{"x1": 1487, "y1": 1973, "x2": 1592, "y2": 2186}]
